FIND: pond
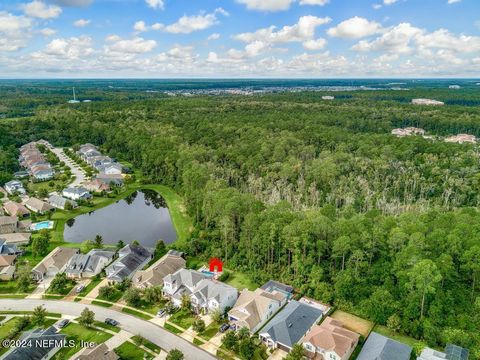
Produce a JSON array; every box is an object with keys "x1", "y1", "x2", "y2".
[{"x1": 63, "y1": 190, "x2": 177, "y2": 247}]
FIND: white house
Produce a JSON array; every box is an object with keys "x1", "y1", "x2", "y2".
[
  {"x1": 163, "y1": 269, "x2": 210, "y2": 307},
  {"x1": 4, "y1": 180, "x2": 25, "y2": 195},
  {"x1": 64, "y1": 249, "x2": 115, "y2": 279},
  {"x1": 190, "y1": 278, "x2": 238, "y2": 314},
  {"x1": 62, "y1": 187, "x2": 92, "y2": 201},
  {"x1": 98, "y1": 163, "x2": 123, "y2": 175}
]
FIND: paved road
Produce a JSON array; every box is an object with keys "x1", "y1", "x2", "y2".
[
  {"x1": 51, "y1": 147, "x2": 86, "y2": 187},
  {"x1": 0, "y1": 299, "x2": 216, "y2": 360}
]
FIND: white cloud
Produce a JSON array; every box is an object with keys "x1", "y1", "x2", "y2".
[
  {"x1": 416, "y1": 28, "x2": 480, "y2": 53},
  {"x1": 327, "y1": 17, "x2": 382, "y2": 39},
  {"x1": 0, "y1": 11, "x2": 32, "y2": 52},
  {"x1": 299, "y1": 0, "x2": 329, "y2": 5},
  {"x1": 164, "y1": 8, "x2": 228, "y2": 34},
  {"x1": 22, "y1": 1, "x2": 62, "y2": 19},
  {"x1": 352, "y1": 23, "x2": 421, "y2": 53},
  {"x1": 236, "y1": 0, "x2": 293, "y2": 11},
  {"x1": 104, "y1": 36, "x2": 157, "y2": 55},
  {"x1": 235, "y1": 16, "x2": 331, "y2": 44},
  {"x1": 228, "y1": 40, "x2": 268, "y2": 59},
  {"x1": 41, "y1": 36, "x2": 94, "y2": 58},
  {"x1": 151, "y1": 23, "x2": 164, "y2": 30},
  {"x1": 447, "y1": 0, "x2": 461, "y2": 3},
  {"x1": 73, "y1": 19, "x2": 90, "y2": 27},
  {"x1": 208, "y1": 33, "x2": 220, "y2": 40},
  {"x1": 39, "y1": 28, "x2": 56, "y2": 36},
  {"x1": 145, "y1": 0, "x2": 164, "y2": 10},
  {"x1": 134, "y1": 21, "x2": 148, "y2": 32},
  {"x1": 384, "y1": 0, "x2": 398, "y2": 4},
  {"x1": 303, "y1": 38, "x2": 327, "y2": 50}
]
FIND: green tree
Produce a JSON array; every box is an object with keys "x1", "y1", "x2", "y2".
[
  {"x1": 192, "y1": 318, "x2": 205, "y2": 333},
  {"x1": 94, "y1": 234, "x2": 104, "y2": 248},
  {"x1": 286, "y1": 344, "x2": 305, "y2": 360},
  {"x1": 144, "y1": 286, "x2": 162, "y2": 304},
  {"x1": 387, "y1": 314, "x2": 401, "y2": 333},
  {"x1": 223, "y1": 331, "x2": 238, "y2": 350},
  {"x1": 116, "y1": 240, "x2": 125, "y2": 250},
  {"x1": 462, "y1": 246, "x2": 480, "y2": 297},
  {"x1": 181, "y1": 294, "x2": 191, "y2": 310},
  {"x1": 78, "y1": 307, "x2": 95, "y2": 327},
  {"x1": 49, "y1": 273, "x2": 70, "y2": 294},
  {"x1": 31, "y1": 235, "x2": 49, "y2": 257},
  {"x1": 98, "y1": 286, "x2": 116, "y2": 300},
  {"x1": 166, "y1": 349, "x2": 184, "y2": 360},
  {"x1": 17, "y1": 270, "x2": 32, "y2": 293},
  {"x1": 32, "y1": 305, "x2": 47, "y2": 326},
  {"x1": 124, "y1": 288, "x2": 142, "y2": 307},
  {"x1": 154, "y1": 240, "x2": 166, "y2": 258}
]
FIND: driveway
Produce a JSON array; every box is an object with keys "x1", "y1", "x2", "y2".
[
  {"x1": 51, "y1": 147, "x2": 86, "y2": 187},
  {"x1": 26, "y1": 276, "x2": 54, "y2": 299},
  {"x1": 0, "y1": 299, "x2": 216, "y2": 360}
]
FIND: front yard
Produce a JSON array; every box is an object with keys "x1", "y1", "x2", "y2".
[
  {"x1": 168, "y1": 308, "x2": 196, "y2": 329},
  {"x1": 115, "y1": 341, "x2": 154, "y2": 360}
]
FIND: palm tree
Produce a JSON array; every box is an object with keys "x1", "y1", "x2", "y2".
[{"x1": 94, "y1": 234, "x2": 103, "y2": 248}]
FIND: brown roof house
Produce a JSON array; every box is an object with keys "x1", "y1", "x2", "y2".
[
  {"x1": 302, "y1": 317, "x2": 360, "y2": 360},
  {"x1": 25, "y1": 197, "x2": 55, "y2": 214},
  {"x1": 0, "y1": 216, "x2": 17, "y2": 234},
  {"x1": 0, "y1": 255, "x2": 17, "y2": 280},
  {"x1": 4, "y1": 201, "x2": 30, "y2": 218},
  {"x1": 74, "y1": 343, "x2": 119, "y2": 360},
  {"x1": 228, "y1": 288, "x2": 287, "y2": 333},
  {"x1": 82, "y1": 179, "x2": 110, "y2": 193},
  {"x1": 0, "y1": 233, "x2": 31, "y2": 246},
  {"x1": 133, "y1": 250, "x2": 186, "y2": 289},
  {"x1": 31, "y1": 247, "x2": 80, "y2": 281}
]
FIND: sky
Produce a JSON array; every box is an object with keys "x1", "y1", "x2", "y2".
[{"x1": 0, "y1": 0, "x2": 479, "y2": 78}]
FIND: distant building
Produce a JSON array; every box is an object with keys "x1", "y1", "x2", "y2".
[
  {"x1": 97, "y1": 163, "x2": 123, "y2": 175},
  {"x1": 62, "y1": 187, "x2": 92, "y2": 201},
  {"x1": 356, "y1": 332, "x2": 412, "y2": 360},
  {"x1": 444, "y1": 134, "x2": 476, "y2": 144},
  {"x1": 105, "y1": 244, "x2": 151, "y2": 282},
  {"x1": 82, "y1": 179, "x2": 110, "y2": 193},
  {"x1": 3, "y1": 201, "x2": 30, "y2": 218},
  {"x1": 391, "y1": 127, "x2": 426, "y2": 137},
  {"x1": 322, "y1": 96, "x2": 335, "y2": 100},
  {"x1": 449, "y1": 85, "x2": 461, "y2": 89},
  {"x1": 1, "y1": 326, "x2": 66, "y2": 360},
  {"x1": 95, "y1": 174, "x2": 124, "y2": 187},
  {"x1": 259, "y1": 300, "x2": 324, "y2": 352},
  {"x1": 4, "y1": 180, "x2": 25, "y2": 195},
  {"x1": 25, "y1": 197, "x2": 55, "y2": 214},
  {"x1": 412, "y1": 98, "x2": 445, "y2": 106},
  {"x1": 48, "y1": 195, "x2": 78, "y2": 210}
]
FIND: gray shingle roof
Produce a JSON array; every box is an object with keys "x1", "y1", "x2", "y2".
[
  {"x1": 106, "y1": 244, "x2": 151, "y2": 281},
  {"x1": 356, "y1": 332, "x2": 412, "y2": 360},
  {"x1": 259, "y1": 300, "x2": 323, "y2": 348},
  {"x1": 445, "y1": 344, "x2": 469, "y2": 360}
]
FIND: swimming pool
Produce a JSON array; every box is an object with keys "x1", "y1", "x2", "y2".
[{"x1": 31, "y1": 221, "x2": 54, "y2": 231}]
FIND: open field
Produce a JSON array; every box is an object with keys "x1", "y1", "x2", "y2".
[{"x1": 330, "y1": 310, "x2": 374, "y2": 338}]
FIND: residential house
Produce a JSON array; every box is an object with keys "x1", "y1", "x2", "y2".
[
  {"x1": 0, "y1": 233, "x2": 31, "y2": 246},
  {"x1": 105, "y1": 244, "x2": 151, "y2": 282},
  {"x1": 31, "y1": 165, "x2": 54, "y2": 180},
  {"x1": 260, "y1": 280, "x2": 294, "y2": 300},
  {"x1": 0, "y1": 216, "x2": 17, "y2": 234},
  {"x1": 96, "y1": 174, "x2": 124, "y2": 187},
  {"x1": 31, "y1": 247, "x2": 80, "y2": 281},
  {"x1": 190, "y1": 279, "x2": 238, "y2": 314},
  {"x1": 444, "y1": 134, "x2": 477, "y2": 144},
  {"x1": 1, "y1": 326, "x2": 66, "y2": 360},
  {"x1": 0, "y1": 255, "x2": 16, "y2": 280},
  {"x1": 133, "y1": 250, "x2": 186, "y2": 289},
  {"x1": 14, "y1": 170, "x2": 29, "y2": 179},
  {"x1": 97, "y1": 163, "x2": 123, "y2": 175},
  {"x1": 356, "y1": 332, "x2": 412, "y2": 360},
  {"x1": 445, "y1": 344, "x2": 469, "y2": 360},
  {"x1": 62, "y1": 187, "x2": 92, "y2": 201},
  {"x1": 163, "y1": 268, "x2": 210, "y2": 307},
  {"x1": 73, "y1": 343, "x2": 119, "y2": 360},
  {"x1": 25, "y1": 197, "x2": 55, "y2": 214},
  {"x1": 4, "y1": 180, "x2": 25, "y2": 195},
  {"x1": 3, "y1": 201, "x2": 30, "y2": 218},
  {"x1": 0, "y1": 240, "x2": 21, "y2": 255},
  {"x1": 418, "y1": 348, "x2": 448, "y2": 360},
  {"x1": 228, "y1": 288, "x2": 287, "y2": 333},
  {"x1": 302, "y1": 317, "x2": 359, "y2": 360},
  {"x1": 65, "y1": 249, "x2": 115, "y2": 279},
  {"x1": 259, "y1": 300, "x2": 324, "y2": 352},
  {"x1": 82, "y1": 179, "x2": 110, "y2": 193},
  {"x1": 412, "y1": 98, "x2": 445, "y2": 106},
  {"x1": 48, "y1": 195, "x2": 77, "y2": 210}
]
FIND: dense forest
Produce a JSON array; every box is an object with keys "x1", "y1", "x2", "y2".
[{"x1": 1, "y1": 83, "x2": 480, "y2": 357}]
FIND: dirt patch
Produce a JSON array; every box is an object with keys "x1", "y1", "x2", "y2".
[{"x1": 330, "y1": 310, "x2": 374, "y2": 337}]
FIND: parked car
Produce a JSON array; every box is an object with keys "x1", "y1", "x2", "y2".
[
  {"x1": 57, "y1": 319, "x2": 70, "y2": 328},
  {"x1": 76, "y1": 285, "x2": 85, "y2": 294},
  {"x1": 105, "y1": 318, "x2": 119, "y2": 326},
  {"x1": 219, "y1": 323, "x2": 230, "y2": 333},
  {"x1": 156, "y1": 309, "x2": 166, "y2": 317}
]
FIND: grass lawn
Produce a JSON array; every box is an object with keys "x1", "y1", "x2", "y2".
[
  {"x1": 54, "y1": 323, "x2": 112, "y2": 360},
  {"x1": 0, "y1": 317, "x2": 21, "y2": 341},
  {"x1": 164, "y1": 323, "x2": 182, "y2": 334},
  {"x1": 135, "y1": 299, "x2": 167, "y2": 315},
  {"x1": 115, "y1": 341, "x2": 154, "y2": 360},
  {"x1": 0, "y1": 280, "x2": 35, "y2": 295},
  {"x1": 93, "y1": 320, "x2": 120, "y2": 333},
  {"x1": 194, "y1": 337, "x2": 205, "y2": 346},
  {"x1": 121, "y1": 308, "x2": 153, "y2": 320},
  {"x1": 97, "y1": 288, "x2": 123, "y2": 303},
  {"x1": 330, "y1": 310, "x2": 374, "y2": 338},
  {"x1": 43, "y1": 294, "x2": 64, "y2": 300},
  {"x1": 47, "y1": 280, "x2": 76, "y2": 295},
  {"x1": 92, "y1": 300, "x2": 113, "y2": 308},
  {"x1": 0, "y1": 311, "x2": 61, "y2": 318},
  {"x1": 0, "y1": 294, "x2": 27, "y2": 299},
  {"x1": 168, "y1": 309, "x2": 196, "y2": 330},
  {"x1": 199, "y1": 321, "x2": 220, "y2": 340},
  {"x1": 374, "y1": 325, "x2": 428, "y2": 349},
  {"x1": 223, "y1": 268, "x2": 259, "y2": 291},
  {"x1": 131, "y1": 335, "x2": 161, "y2": 354},
  {"x1": 0, "y1": 316, "x2": 5, "y2": 323},
  {"x1": 78, "y1": 277, "x2": 103, "y2": 296}
]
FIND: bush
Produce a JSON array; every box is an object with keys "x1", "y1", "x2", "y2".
[{"x1": 218, "y1": 271, "x2": 231, "y2": 282}]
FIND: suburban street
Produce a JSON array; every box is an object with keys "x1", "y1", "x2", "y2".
[
  {"x1": 50, "y1": 146, "x2": 87, "y2": 187},
  {"x1": 0, "y1": 299, "x2": 216, "y2": 360}
]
